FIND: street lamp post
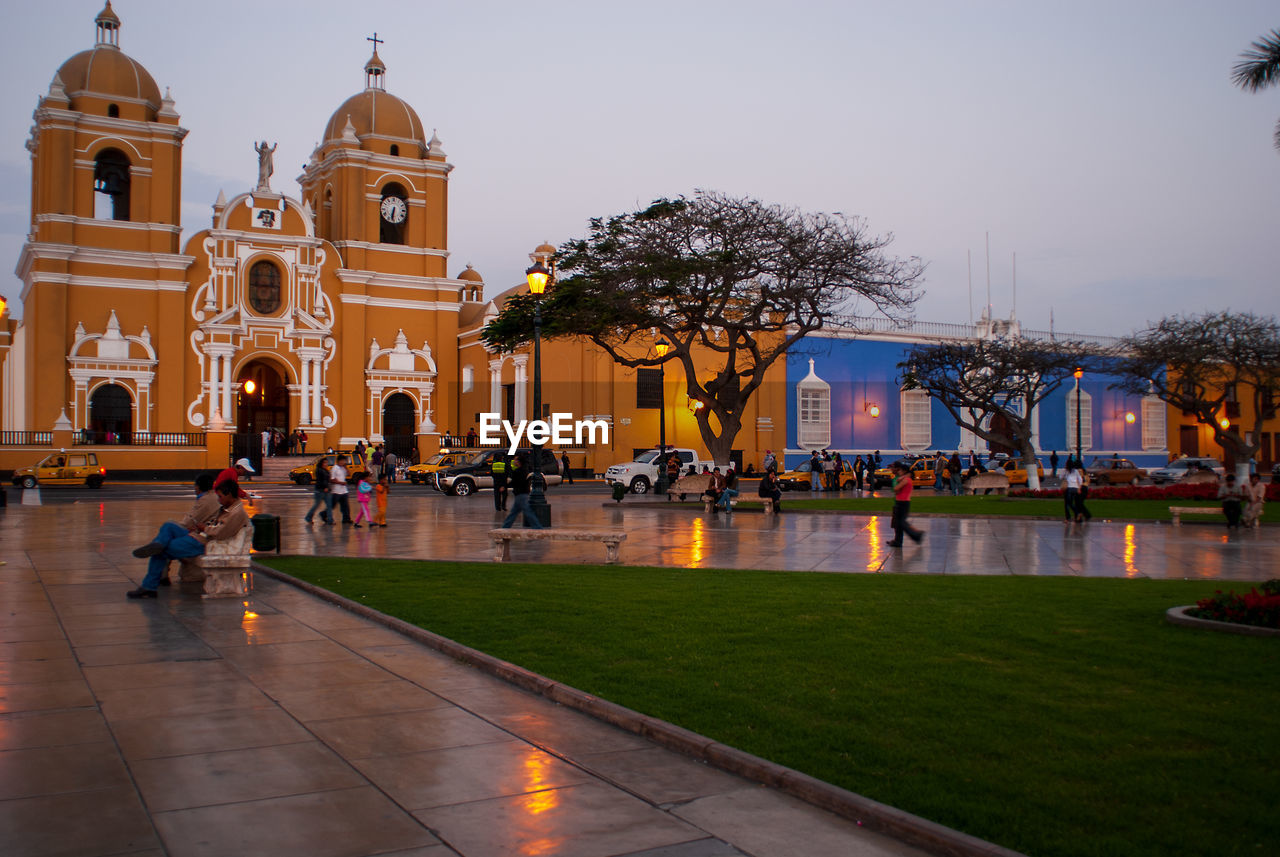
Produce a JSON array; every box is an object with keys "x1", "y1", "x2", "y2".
[
  {"x1": 524, "y1": 259, "x2": 552, "y2": 527},
  {"x1": 1073, "y1": 367, "x2": 1084, "y2": 469},
  {"x1": 654, "y1": 338, "x2": 670, "y2": 496}
]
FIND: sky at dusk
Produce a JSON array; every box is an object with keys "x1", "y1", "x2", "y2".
[{"x1": 2, "y1": 0, "x2": 1277, "y2": 336}]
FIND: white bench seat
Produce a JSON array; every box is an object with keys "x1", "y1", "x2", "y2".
[
  {"x1": 178, "y1": 526, "x2": 253, "y2": 598},
  {"x1": 1169, "y1": 505, "x2": 1221, "y2": 526},
  {"x1": 488, "y1": 528, "x2": 627, "y2": 564}
]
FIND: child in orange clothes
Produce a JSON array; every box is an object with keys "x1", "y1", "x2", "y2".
[{"x1": 374, "y1": 475, "x2": 389, "y2": 527}]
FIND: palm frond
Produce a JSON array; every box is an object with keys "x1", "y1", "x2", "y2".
[{"x1": 1231, "y1": 28, "x2": 1280, "y2": 91}]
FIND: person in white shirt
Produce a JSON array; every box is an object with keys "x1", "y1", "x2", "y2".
[{"x1": 330, "y1": 455, "x2": 352, "y2": 524}]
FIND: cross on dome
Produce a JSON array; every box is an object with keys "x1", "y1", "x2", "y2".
[{"x1": 364, "y1": 33, "x2": 386, "y2": 90}]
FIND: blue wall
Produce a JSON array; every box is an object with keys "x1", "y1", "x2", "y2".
[{"x1": 784, "y1": 336, "x2": 1165, "y2": 469}]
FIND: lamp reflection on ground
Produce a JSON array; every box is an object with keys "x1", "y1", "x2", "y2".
[
  {"x1": 865, "y1": 516, "x2": 883, "y2": 571},
  {"x1": 1123, "y1": 524, "x2": 1141, "y2": 577},
  {"x1": 516, "y1": 749, "x2": 563, "y2": 855}
]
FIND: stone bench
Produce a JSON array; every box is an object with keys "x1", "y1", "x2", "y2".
[
  {"x1": 670, "y1": 474, "x2": 711, "y2": 502},
  {"x1": 489, "y1": 528, "x2": 627, "y2": 565},
  {"x1": 1169, "y1": 506, "x2": 1221, "y2": 526},
  {"x1": 178, "y1": 526, "x2": 252, "y2": 598},
  {"x1": 760, "y1": 496, "x2": 779, "y2": 515},
  {"x1": 963, "y1": 472, "x2": 1010, "y2": 495}
]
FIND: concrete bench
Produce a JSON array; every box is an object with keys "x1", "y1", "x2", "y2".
[
  {"x1": 963, "y1": 472, "x2": 1010, "y2": 495},
  {"x1": 670, "y1": 474, "x2": 711, "y2": 501},
  {"x1": 488, "y1": 528, "x2": 627, "y2": 564},
  {"x1": 178, "y1": 526, "x2": 252, "y2": 598},
  {"x1": 761, "y1": 496, "x2": 779, "y2": 515},
  {"x1": 1169, "y1": 506, "x2": 1221, "y2": 526}
]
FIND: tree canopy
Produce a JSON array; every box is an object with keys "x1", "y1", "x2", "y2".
[
  {"x1": 482, "y1": 191, "x2": 923, "y2": 463},
  {"x1": 1232, "y1": 28, "x2": 1280, "y2": 152},
  {"x1": 1113, "y1": 311, "x2": 1280, "y2": 473},
  {"x1": 901, "y1": 337, "x2": 1105, "y2": 490}
]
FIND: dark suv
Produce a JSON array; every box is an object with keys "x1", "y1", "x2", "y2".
[{"x1": 431, "y1": 448, "x2": 562, "y2": 496}]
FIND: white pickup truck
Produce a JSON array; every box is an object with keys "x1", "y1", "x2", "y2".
[{"x1": 605, "y1": 448, "x2": 709, "y2": 494}]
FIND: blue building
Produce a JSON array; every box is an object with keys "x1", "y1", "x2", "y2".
[{"x1": 783, "y1": 312, "x2": 1168, "y2": 470}]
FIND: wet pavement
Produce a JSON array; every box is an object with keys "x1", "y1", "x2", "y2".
[{"x1": 1, "y1": 486, "x2": 1272, "y2": 857}]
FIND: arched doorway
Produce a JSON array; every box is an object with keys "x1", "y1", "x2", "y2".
[
  {"x1": 89, "y1": 383, "x2": 132, "y2": 443},
  {"x1": 236, "y1": 360, "x2": 290, "y2": 437},
  {"x1": 382, "y1": 393, "x2": 416, "y2": 461}
]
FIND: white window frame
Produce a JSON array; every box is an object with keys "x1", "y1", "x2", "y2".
[
  {"x1": 798, "y1": 387, "x2": 831, "y2": 449},
  {"x1": 900, "y1": 388, "x2": 931, "y2": 451},
  {"x1": 1066, "y1": 388, "x2": 1093, "y2": 453},
  {"x1": 461, "y1": 365, "x2": 474, "y2": 393},
  {"x1": 1141, "y1": 395, "x2": 1166, "y2": 451}
]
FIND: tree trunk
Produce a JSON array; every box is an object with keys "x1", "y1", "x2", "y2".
[{"x1": 1020, "y1": 442, "x2": 1042, "y2": 491}]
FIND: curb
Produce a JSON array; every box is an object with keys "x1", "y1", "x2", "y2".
[
  {"x1": 1165, "y1": 605, "x2": 1280, "y2": 637},
  {"x1": 253, "y1": 560, "x2": 1028, "y2": 857}
]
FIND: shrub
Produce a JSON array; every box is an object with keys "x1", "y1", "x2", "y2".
[
  {"x1": 1012, "y1": 484, "x2": 1218, "y2": 501},
  {"x1": 1188, "y1": 580, "x2": 1280, "y2": 629}
]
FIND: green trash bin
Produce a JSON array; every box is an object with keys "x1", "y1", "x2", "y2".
[{"x1": 250, "y1": 513, "x2": 280, "y2": 553}]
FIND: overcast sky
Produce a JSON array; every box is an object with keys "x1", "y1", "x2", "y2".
[{"x1": 3, "y1": 0, "x2": 1278, "y2": 336}]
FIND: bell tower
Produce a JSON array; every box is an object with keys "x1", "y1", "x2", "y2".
[
  {"x1": 299, "y1": 39, "x2": 451, "y2": 279},
  {"x1": 15, "y1": 2, "x2": 190, "y2": 432}
]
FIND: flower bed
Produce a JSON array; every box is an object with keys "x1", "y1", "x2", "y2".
[
  {"x1": 1186, "y1": 580, "x2": 1280, "y2": 629},
  {"x1": 1012, "y1": 484, "x2": 1219, "y2": 500}
]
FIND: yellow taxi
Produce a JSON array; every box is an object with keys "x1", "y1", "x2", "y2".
[
  {"x1": 997, "y1": 459, "x2": 1046, "y2": 485},
  {"x1": 406, "y1": 451, "x2": 468, "y2": 484},
  {"x1": 289, "y1": 452, "x2": 370, "y2": 485},
  {"x1": 12, "y1": 451, "x2": 106, "y2": 489},
  {"x1": 872, "y1": 457, "x2": 939, "y2": 490}
]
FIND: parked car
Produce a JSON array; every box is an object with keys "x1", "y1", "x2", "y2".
[
  {"x1": 432, "y1": 448, "x2": 561, "y2": 496},
  {"x1": 406, "y1": 452, "x2": 467, "y2": 484},
  {"x1": 1149, "y1": 457, "x2": 1225, "y2": 484},
  {"x1": 994, "y1": 458, "x2": 1045, "y2": 486},
  {"x1": 605, "y1": 448, "x2": 707, "y2": 495},
  {"x1": 289, "y1": 452, "x2": 370, "y2": 485},
  {"x1": 12, "y1": 451, "x2": 106, "y2": 488},
  {"x1": 870, "y1": 456, "x2": 936, "y2": 490},
  {"x1": 1086, "y1": 457, "x2": 1147, "y2": 485}
]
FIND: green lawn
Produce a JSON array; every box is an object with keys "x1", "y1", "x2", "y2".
[
  {"x1": 738, "y1": 494, "x2": 1238, "y2": 522},
  {"x1": 261, "y1": 559, "x2": 1276, "y2": 857}
]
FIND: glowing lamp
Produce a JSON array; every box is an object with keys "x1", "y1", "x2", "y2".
[
  {"x1": 243, "y1": 379, "x2": 256, "y2": 395},
  {"x1": 1073, "y1": 367, "x2": 1083, "y2": 380},
  {"x1": 1219, "y1": 417, "x2": 1230, "y2": 430},
  {"x1": 525, "y1": 262, "x2": 549, "y2": 295},
  {"x1": 0, "y1": 295, "x2": 7, "y2": 316},
  {"x1": 654, "y1": 338, "x2": 670, "y2": 358},
  {"x1": 867, "y1": 403, "x2": 880, "y2": 418},
  {"x1": 1124, "y1": 412, "x2": 1136, "y2": 424}
]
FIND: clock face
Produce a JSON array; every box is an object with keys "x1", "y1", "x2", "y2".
[{"x1": 380, "y1": 196, "x2": 407, "y2": 224}]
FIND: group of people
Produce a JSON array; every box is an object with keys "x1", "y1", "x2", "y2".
[
  {"x1": 303, "y1": 454, "x2": 391, "y2": 528},
  {"x1": 124, "y1": 459, "x2": 258, "y2": 598},
  {"x1": 260, "y1": 427, "x2": 308, "y2": 457},
  {"x1": 1220, "y1": 472, "x2": 1267, "y2": 529}
]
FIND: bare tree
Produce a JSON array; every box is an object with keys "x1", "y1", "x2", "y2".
[
  {"x1": 1113, "y1": 312, "x2": 1280, "y2": 479},
  {"x1": 901, "y1": 338, "x2": 1104, "y2": 491},
  {"x1": 1232, "y1": 28, "x2": 1280, "y2": 152},
  {"x1": 483, "y1": 191, "x2": 923, "y2": 464}
]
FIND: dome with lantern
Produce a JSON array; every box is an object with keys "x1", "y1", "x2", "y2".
[
  {"x1": 322, "y1": 44, "x2": 426, "y2": 155},
  {"x1": 54, "y1": 3, "x2": 163, "y2": 120}
]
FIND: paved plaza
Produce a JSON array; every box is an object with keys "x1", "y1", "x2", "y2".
[{"x1": 1, "y1": 485, "x2": 1274, "y2": 857}]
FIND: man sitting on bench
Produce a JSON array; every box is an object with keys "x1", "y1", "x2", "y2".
[{"x1": 126, "y1": 480, "x2": 250, "y2": 599}]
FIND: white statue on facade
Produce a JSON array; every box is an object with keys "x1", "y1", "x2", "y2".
[{"x1": 254, "y1": 140, "x2": 277, "y2": 191}]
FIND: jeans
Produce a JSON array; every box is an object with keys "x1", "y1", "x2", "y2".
[
  {"x1": 305, "y1": 489, "x2": 332, "y2": 522},
  {"x1": 140, "y1": 522, "x2": 205, "y2": 590},
  {"x1": 950, "y1": 473, "x2": 962, "y2": 495},
  {"x1": 890, "y1": 501, "x2": 921, "y2": 544},
  {"x1": 332, "y1": 492, "x2": 352, "y2": 522},
  {"x1": 716, "y1": 488, "x2": 739, "y2": 509},
  {"x1": 502, "y1": 492, "x2": 543, "y2": 529},
  {"x1": 811, "y1": 471, "x2": 821, "y2": 491}
]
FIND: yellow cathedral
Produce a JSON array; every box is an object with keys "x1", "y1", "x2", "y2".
[{"x1": 0, "y1": 3, "x2": 787, "y2": 477}]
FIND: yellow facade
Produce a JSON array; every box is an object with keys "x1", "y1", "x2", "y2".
[{"x1": 2, "y1": 4, "x2": 787, "y2": 476}]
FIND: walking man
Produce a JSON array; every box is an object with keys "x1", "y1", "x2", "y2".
[
  {"x1": 502, "y1": 454, "x2": 544, "y2": 529},
  {"x1": 887, "y1": 461, "x2": 924, "y2": 547}
]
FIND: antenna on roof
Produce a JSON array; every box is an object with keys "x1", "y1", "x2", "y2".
[
  {"x1": 1012, "y1": 251, "x2": 1016, "y2": 320},
  {"x1": 967, "y1": 249, "x2": 973, "y2": 326},
  {"x1": 985, "y1": 232, "x2": 992, "y2": 318}
]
